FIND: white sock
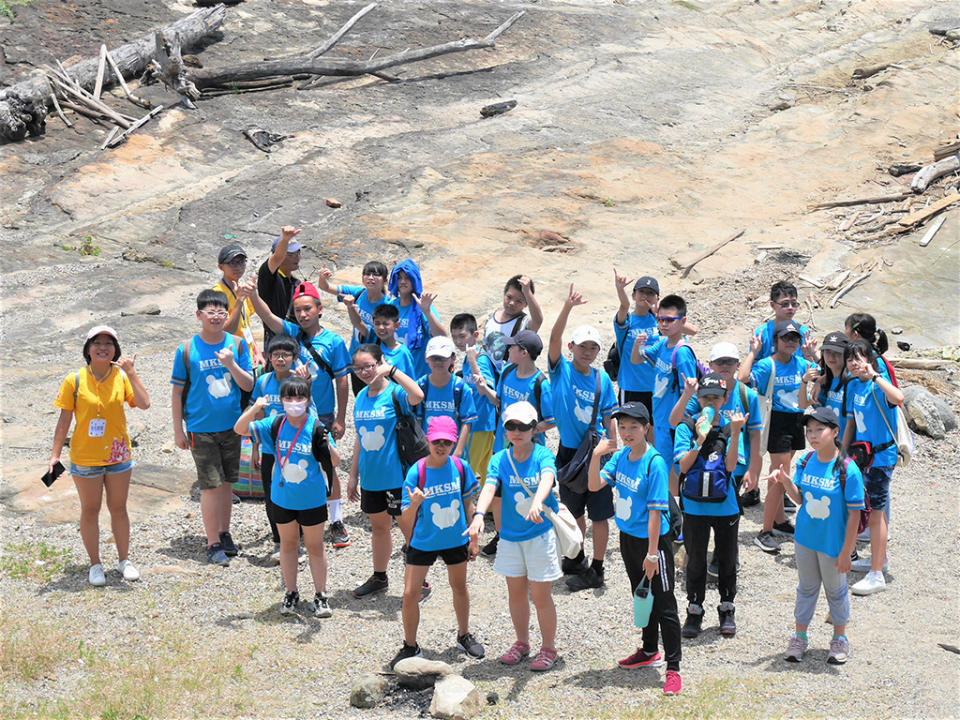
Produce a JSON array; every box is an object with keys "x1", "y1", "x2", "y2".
[{"x1": 329, "y1": 499, "x2": 342, "y2": 524}]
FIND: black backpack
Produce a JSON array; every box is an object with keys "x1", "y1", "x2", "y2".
[
  {"x1": 677, "y1": 419, "x2": 733, "y2": 503},
  {"x1": 603, "y1": 343, "x2": 620, "y2": 382},
  {"x1": 296, "y1": 329, "x2": 335, "y2": 380},
  {"x1": 498, "y1": 364, "x2": 546, "y2": 421},
  {"x1": 392, "y1": 387, "x2": 429, "y2": 472},
  {"x1": 268, "y1": 415, "x2": 336, "y2": 492}
]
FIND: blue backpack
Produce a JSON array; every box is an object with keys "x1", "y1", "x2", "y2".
[{"x1": 678, "y1": 419, "x2": 732, "y2": 503}]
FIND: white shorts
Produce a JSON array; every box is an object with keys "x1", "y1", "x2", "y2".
[{"x1": 493, "y1": 530, "x2": 563, "y2": 583}]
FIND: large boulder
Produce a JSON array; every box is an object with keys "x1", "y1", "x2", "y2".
[
  {"x1": 902, "y1": 386, "x2": 956, "y2": 439},
  {"x1": 393, "y1": 657, "x2": 454, "y2": 690},
  {"x1": 430, "y1": 674, "x2": 481, "y2": 720},
  {"x1": 350, "y1": 673, "x2": 389, "y2": 709}
]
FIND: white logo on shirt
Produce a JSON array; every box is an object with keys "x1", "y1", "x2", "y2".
[
  {"x1": 431, "y1": 499, "x2": 461, "y2": 529},
  {"x1": 358, "y1": 425, "x2": 386, "y2": 451},
  {"x1": 653, "y1": 375, "x2": 669, "y2": 398},
  {"x1": 804, "y1": 492, "x2": 830, "y2": 520},
  {"x1": 207, "y1": 375, "x2": 232, "y2": 398},
  {"x1": 775, "y1": 387, "x2": 799, "y2": 408},
  {"x1": 282, "y1": 459, "x2": 309, "y2": 485},
  {"x1": 514, "y1": 491, "x2": 533, "y2": 518},
  {"x1": 855, "y1": 410, "x2": 867, "y2": 434},
  {"x1": 573, "y1": 402, "x2": 593, "y2": 424},
  {"x1": 615, "y1": 491, "x2": 632, "y2": 521}
]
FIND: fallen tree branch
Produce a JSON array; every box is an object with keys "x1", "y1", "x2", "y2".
[
  {"x1": 830, "y1": 272, "x2": 870, "y2": 307},
  {"x1": 105, "y1": 105, "x2": 165, "y2": 148},
  {"x1": 852, "y1": 62, "x2": 896, "y2": 79},
  {"x1": 810, "y1": 190, "x2": 911, "y2": 210},
  {"x1": 911, "y1": 155, "x2": 960, "y2": 192},
  {"x1": 891, "y1": 358, "x2": 946, "y2": 370},
  {"x1": 105, "y1": 47, "x2": 151, "y2": 108},
  {"x1": 671, "y1": 229, "x2": 745, "y2": 279},
  {"x1": 307, "y1": 2, "x2": 378, "y2": 58}
]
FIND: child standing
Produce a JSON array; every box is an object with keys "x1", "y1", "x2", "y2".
[
  {"x1": 418, "y1": 336, "x2": 478, "y2": 459},
  {"x1": 483, "y1": 275, "x2": 544, "y2": 371},
  {"x1": 449, "y1": 313, "x2": 499, "y2": 479},
  {"x1": 613, "y1": 273, "x2": 660, "y2": 412},
  {"x1": 389, "y1": 260, "x2": 448, "y2": 379},
  {"x1": 798, "y1": 332, "x2": 849, "y2": 418}
]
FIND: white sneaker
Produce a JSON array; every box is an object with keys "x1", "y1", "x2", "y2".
[
  {"x1": 118, "y1": 560, "x2": 140, "y2": 581},
  {"x1": 269, "y1": 543, "x2": 281, "y2": 565},
  {"x1": 88, "y1": 564, "x2": 106, "y2": 586},
  {"x1": 851, "y1": 570, "x2": 886, "y2": 596},
  {"x1": 850, "y1": 556, "x2": 887, "y2": 573},
  {"x1": 857, "y1": 527, "x2": 871, "y2": 543}
]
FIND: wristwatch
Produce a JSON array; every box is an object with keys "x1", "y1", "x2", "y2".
[{"x1": 645, "y1": 554, "x2": 659, "y2": 562}]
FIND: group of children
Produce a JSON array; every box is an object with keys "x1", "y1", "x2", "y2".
[{"x1": 81, "y1": 230, "x2": 903, "y2": 696}]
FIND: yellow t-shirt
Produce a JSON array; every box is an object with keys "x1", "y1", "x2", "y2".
[
  {"x1": 54, "y1": 367, "x2": 135, "y2": 466},
  {"x1": 213, "y1": 280, "x2": 260, "y2": 359}
]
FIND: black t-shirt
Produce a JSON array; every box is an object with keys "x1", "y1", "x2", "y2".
[{"x1": 257, "y1": 261, "x2": 298, "y2": 346}]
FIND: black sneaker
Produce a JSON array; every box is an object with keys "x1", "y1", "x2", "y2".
[
  {"x1": 481, "y1": 533, "x2": 499, "y2": 557},
  {"x1": 353, "y1": 574, "x2": 389, "y2": 598},
  {"x1": 682, "y1": 604, "x2": 704, "y2": 639},
  {"x1": 740, "y1": 488, "x2": 761, "y2": 507},
  {"x1": 390, "y1": 642, "x2": 422, "y2": 670},
  {"x1": 754, "y1": 531, "x2": 780, "y2": 554},
  {"x1": 206, "y1": 542, "x2": 230, "y2": 566},
  {"x1": 419, "y1": 580, "x2": 432, "y2": 605},
  {"x1": 783, "y1": 495, "x2": 797, "y2": 514},
  {"x1": 330, "y1": 520, "x2": 350, "y2": 549},
  {"x1": 561, "y1": 553, "x2": 588, "y2": 575},
  {"x1": 280, "y1": 590, "x2": 300, "y2": 615},
  {"x1": 718, "y1": 602, "x2": 736, "y2": 637},
  {"x1": 708, "y1": 559, "x2": 741, "y2": 578},
  {"x1": 772, "y1": 519, "x2": 795, "y2": 537},
  {"x1": 312, "y1": 592, "x2": 332, "y2": 618},
  {"x1": 565, "y1": 566, "x2": 604, "y2": 592},
  {"x1": 457, "y1": 632, "x2": 485, "y2": 659},
  {"x1": 219, "y1": 531, "x2": 239, "y2": 557}
]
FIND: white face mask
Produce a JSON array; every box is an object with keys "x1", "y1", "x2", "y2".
[{"x1": 283, "y1": 399, "x2": 308, "y2": 417}]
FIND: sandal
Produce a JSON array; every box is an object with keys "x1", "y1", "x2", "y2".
[
  {"x1": 530, "y1": 647, "x2": 558, "y2": 671},
  {"x1": 499, "y1": 641, "x2": 530, "y2": 665}
]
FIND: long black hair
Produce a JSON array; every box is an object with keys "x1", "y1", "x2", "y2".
[{"x1": 845, "y1": 313, "x2": 889, "y2": 355}]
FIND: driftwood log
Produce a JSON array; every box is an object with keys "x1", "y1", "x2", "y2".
[
  {"x1": 0, "y1": 4, "x2": 226, "y2": 142},
  {"x1": 911, "y1": 154, "x2": 960, "y2": 193}
]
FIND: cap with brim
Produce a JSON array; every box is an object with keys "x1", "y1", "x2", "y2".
[
  {"x1": 85, "y1": 325, "x2": 118, "y2": 342},
  {"x1": 426, "y1": 415, "x2": 459, "y2": 443},
  {"x1": 697, "y1": 373, "x2": 727, "y2": 397},
  {"x1": 774, "y1": 320, "x2": 803, "y2": 338},
  {"x1": 821, "y1": 331, "x2": 849, "y2": 353},
  {"x1": 709, "y1": 341, "x2": 740, "y2": 362},
  {"x1": 633, "y1": 276, "x2": 660, "y2": 294},
  {"x1": 611, "y1": 401, "x2": 650, "y2": 424},
  {"x1": 803, "y1": 406, "x2": 840, "y2": 427},
  {"x1": 502, "y1": 329, "x2": 543, "y2": 357},
  {"x1": 292, "y1": 282, "x2": 321, "y2": 301},
  {"x1": 570, "y1": 325, "x2": 602, "y2": 349},
  {"x1": 272, "y1": 236, "x2": 303, "y2": 253},
  {"x1": 501, "y1": 401, "x2": 538, "y2": 427},
  {"x1": 425, "y1": 336, "x2": 457, "y2": 358},
  {"x1": 218, "y1": 243, "x2": 247, "y2": 264}
]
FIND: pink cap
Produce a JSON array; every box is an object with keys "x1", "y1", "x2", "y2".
[{"x1": 426, "y1": 415, "x2": 458, "y2": 443}]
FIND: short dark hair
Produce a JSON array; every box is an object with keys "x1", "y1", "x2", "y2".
[
  {"x1": 770, "y1": 281, "x2": 798, "y2": 302},
  {"x1": 354, "y1": 343, "x2": 383, "y2": 364},
  {"x1": 373, "y1": 304, "x2": 399, "y2": 322},
  {"x1": 278, "y1": 376, "x2": 312, "y2": 400},
  {"x1": 267, "y1": 335, "x2": 298, "y2": 357},
  {"x1": 659, "y1": 294, "x2": 686, "y2": 316},
  {"x1": 450, "y1": 313, "x2": 478, "y2": 334},
  {"x1": 845, "y1": 312, "x2": 888, "y2": 355},
  {"x1": 504, "y1": 275, "x2": 533, "y2": 295},
  {"x1": 197, "y1": 289, "x2": 228, "y2": 311},
  {"x1": 82, "y1": 334, "x2": 121, "y2": 364},
  {"x1": 363, "y1": 260, "x2": 388, "y2": 280}
]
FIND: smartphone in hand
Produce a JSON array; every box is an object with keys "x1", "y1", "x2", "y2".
[{"x1": 41, "y1": 461, "x2": 66, "y2": 488}]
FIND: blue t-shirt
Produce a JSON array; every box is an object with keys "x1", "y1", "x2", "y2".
[
  {"x1": 817, "y1": 375, "x2": 846, "y2": 419},
  {"x1": 673, "y1": 420, "x2": 743, "y2": 516},
  {"x1": 250, "y1": 415, "x2": 332, "y2": 511},
  {"x1": 600, "y1": 446, "x2": 670, "y2": 539},
  {"x1": 753, "y1": 320, "x2": 811, "y2": 361},
  {"x1": 354, "y1": 384, "x2": 412, "y2": 490},
  {"x1": 641, "y1": 338, "x2": 697, "y2": 430},
  {"x1": 338, "y1": 284, "x2": 390, "y2": 353},
  {"x1": 279, "y1": 319, "x2": 351, "y2": 416},
  {"x1": 484, "y1": 445, "x2": 559, "y2": 542},
  {"x1": 391, "y1": 300, "x2": 442, "y2": 379},
  {"x1": 843, "y1": 377, "x2": 899, "y2": 467},
  {"x1": 614, "y1": 311, "x2": 658, "y2": 392},
  {"x1": 494, "y1": 366, "x2": 555, "y2": 451},
  {"x1": 750, "y1": 355, "x2": 810, "y2": 414},
  {"x1": 548, "y1": 356, "x2": 616, "y2": 450},
  {"x1": 683, "y1": 380, "x2": 761, "y2": 476},
  {"x1": 171, "y1": 334, "x2": 252, "y2": 433},
  {"x1": 380, "y1": 342, "x2": 416, "y2": 380},
  {"x1": 250, "y1": 372, "x2": 318, "y2": 454},
  {"x1": 402, "y1": 458, "x2": 479, "y2": 552},
  {"x1": 793, "y1": 453, "x2": 865, "y2": 558},
  {"x1": 460, "y1": 351, "x2": 497, "y2": 433},
  {"x1": 418, "y1": 375, "x2": 478, "y2": 432}
]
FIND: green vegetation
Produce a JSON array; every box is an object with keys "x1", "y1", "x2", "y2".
[
  {"x1": 0, "y1": 540, "x2": 72, "y2": 582},
  {"x1": 0, "y1": 0, "x2": 37, "y2": 19},
  {"x1": 61, "y1": 235, "x2": 102, "y2": 256},
  {"x1": 672, "y1": 0, "x2": 703, "y2": 11}
]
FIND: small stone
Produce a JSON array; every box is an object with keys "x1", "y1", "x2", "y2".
[
  {"x1": 902, "y1": 386, "x2": 949, "y2": 439},
  {"x1": 139, "y1": 304, "x2": 162, "y2": 315},
  {"x1": 486, "y1": 692, "x2": 498, "y2": 705},
  {"x1": 393, "y1": 657, "x2": 453, "y2": 690},
  {"x1": 890, "y1": 327, "x2": 903, "y2": 335},
  {"x1": 350, "y1": 673, "x2": 388, "y2": 709},
  {"x1": 326, "y1": 198, "x2": 341, "y2": 208},
  {"x1": 429, "y1": 674, "x2": 481, "y2": 720}
]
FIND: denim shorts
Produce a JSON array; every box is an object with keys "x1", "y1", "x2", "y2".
[
  {"x1": 863, "y1": 465, "x2": 894, "y2": 511},
  {"x1": 70, "y1": 459, "x2": 134, "y2": 478}
]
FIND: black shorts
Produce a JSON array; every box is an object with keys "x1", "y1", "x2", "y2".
[
  {"x1": 351, "y1": 372, "x2": 366, "y2": 397},
  {"x1": 619, "y1": 390, "x2": 653, "y2": 420},
  {"x1": 768, "y1": 410, "x2": 806, "y2": 453},
  {"x1": 556, "y1": 445, "x2": 615, "y2": 520},
  {"x1": 273, "y1": 504, "x2": 328, "y2": 527},
  {"x1": 361, "y1": 487, "x2": 403, "y2": 516},
  {"x1": 406, "y1": 543, "x2": 469, "y2": 566}
]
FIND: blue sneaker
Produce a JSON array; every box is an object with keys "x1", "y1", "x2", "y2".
[{"x1": 206, "y1": 543, "x2": 230, "y2": 566}]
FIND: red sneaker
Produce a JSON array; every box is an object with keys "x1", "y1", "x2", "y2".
[
  {"x1": 617, "y1": 648, "x2": 664, "y2": 668},
  {"x1": 663, "y1": 670, "x2": 682, "y2": 696}
]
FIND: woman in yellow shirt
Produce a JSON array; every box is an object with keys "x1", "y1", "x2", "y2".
[{"x1": 48, "y1": 326, "x2": 150, "y2": 587}]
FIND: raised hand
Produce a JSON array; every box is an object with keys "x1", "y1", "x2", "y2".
[
  {"x1": 728, "y1": 410, "x2": 747, "y2": 432},
  {"x1": 215, "y1": 344, "x2": 236, "y2": 367},
  {"x1": 801, "y1": 334, "x2": 819, "y2": 362},
  {"x1": 681, "y1": 375, "x2": 698, "y2": 398},
  {"x1": 565, "y1": 283, "x2": 587, "y2": 308},
  {"x1": 112, "y1": 354, "x2": 139, "y2": 374},
  {"x1": 593, "y1": 436, "x2": 618, "y2": 458},
  {"x1": 613, "y1": 267, "x2": 632, "y2": 292},
  {"x1": 415, "y1": 291, "x2": 438, "y2": 313},
  {"x1": 280, "y1": 225, "x2": 301, "y2": 241},
  {"x1": 749, "y1": 334, "x2": 763, "y2": 356}
]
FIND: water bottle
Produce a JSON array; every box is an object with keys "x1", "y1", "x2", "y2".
[
  {"x1": 696, "y1": 405, "x2": 715, "y2": 436},
  {"x1": 633, "y1": 576, "x2": 654, "y2": 628}
]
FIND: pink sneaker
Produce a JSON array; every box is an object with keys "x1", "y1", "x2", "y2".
[
  {"x1": 499, "y1": 641, "x2": 530, "y2": 665},
  {"x1": 663, "y1": 670, "x2": 682, "y2": 695},
  {"x1": 530, "y1": 647, "x2": 558, "y2": 672}
]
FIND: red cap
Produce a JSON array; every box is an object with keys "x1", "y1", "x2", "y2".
[{"x1": 292, "y1": 282, "x2": 321, "y2": 302}]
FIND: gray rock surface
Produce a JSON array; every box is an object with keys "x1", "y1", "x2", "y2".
[
  {"x1": 429, "y1": 674, "x2": 481, "y2": 720},
  {"x1": 349, "y1": 673, "x2": 388, "y2": 709},
  {"x1": 393, "y1": 657, "x2": 454, "y2": 690},
  {"x1": 902, "y1": 386, "x2": 955, "y2": 439}
]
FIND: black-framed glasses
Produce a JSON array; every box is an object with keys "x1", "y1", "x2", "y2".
[{"x1": 776, "y1": 300, "x2": 801, "y2": 308}]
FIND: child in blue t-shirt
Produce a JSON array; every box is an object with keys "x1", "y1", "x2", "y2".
[
  {"x1": 450, "y1": 313, "x2": 499, "y2": 479},
  {"x1": 744, "y1": 281, "x2": 814, "y2": 363},
  {"x1": 799, "y1": 331, "x2": 849, "y2": 419},
  {"x1": 771, "y1": 406, "x2": 864, "y2": 665},
  {"x1": 389, "y1": 260, "x2": 448, "y2": 379},
  {"x1": 345, "y1": 302, "x2": 417, "y2": 379},
  {"x1": 236, "y1": 376, "x2": 339, "y2": 618},
  {"x1": 171, "y1": 289, "x2": 254, "y2": 567},
  {"x1": 588, "y1": 401, "x2": 682, "y2": 696},
  {"x1": 391, "y1": 416, "x2": 482, "y2": 669},
  {"x1": 316, "y1": 261, "x2": 390, "y2": 356},
  {"x1": 418, "y1": 336, "x2": 477, "y2": 459}
]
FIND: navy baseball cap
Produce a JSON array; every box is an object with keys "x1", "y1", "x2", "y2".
[
  {"x1": 218, "y1": 243, "x2": 246, "y2": 264},
  {"x1": 821, "y1": 331, "x2": 849, "y2": 353},
  {"x1": 634, "y1": 276, "x2": 660, "y2": 294},
  {"x1": 698, "y1": 373, "x2": 727, "y2": 397},
  {"x1": 503, "y1": 329, "x2": 543, "y2": 358},
  {"x1": 612, "y1": 401, "x2": 651, "y2": 424},
  {"x1": 774, "y1": 320, "x2": 803, "y2": 339},
  {"x1": 803, "y1": 406, "x2": 840, "y2": 428}
]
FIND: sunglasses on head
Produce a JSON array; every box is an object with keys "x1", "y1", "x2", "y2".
[{"x1": 504, "y1": 421, "x2": 536, "y2": 432}]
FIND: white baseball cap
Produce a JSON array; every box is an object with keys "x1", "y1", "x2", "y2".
[
  {"x1": 709, "y1": 342, "x2": 740, "y2": 362},
  {"x1": 85, "y1": 325, "x2": 119, "y2": 342},
  {"x1": 570, "y1": 325, "x2": 603, "y2": 349},
  {"x1": 425, "y1": 336, "x2": 457, "y2": 358},
  {"x1": 501, "y1": 401, "x2": 538, "y2": 426}
]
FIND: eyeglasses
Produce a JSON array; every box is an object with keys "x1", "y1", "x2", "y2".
[
  {"x1": 712, "y1": 358, "x2": 738, "y2": 367},
  {"x1": 776, "y1": 301, "x2": 801, "y2": 308},
  {"x1": 200, "y1": 309, "x2": 228, "y2": 319},
  {"x1": 354, "y1": 363, "x2": 378, "y2": 374},
  {"x1": 270, "y1": 352, "x2": 294, "y2": 360},
  {"x1": 430, "y1": 439, "x2": 455, "y2": 447},
  {"x1": 362, "y1": 271, "x2": 384, "y2": 278},
  {"x1": 657, "y1": 315, "x2": 683, "y2": 324},
  {"x1": 504, "y1": 421, "x2": 536, "y2": 432}
]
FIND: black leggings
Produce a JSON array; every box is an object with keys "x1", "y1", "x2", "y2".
[
  {"x1": 683, "y1": 513, "x2": 739, "y2": 606},
  {"x1": 260, "y1": 453, "x2": 280, "y2": 543},
  {"x1": 620, "y1": 531, "x2": 682, "y2": 671}
]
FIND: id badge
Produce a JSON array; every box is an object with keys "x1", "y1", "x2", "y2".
[
  {"x1": 243, "y1": 327, "x2": 254, "y2": 345},
  {"x1": 88, "y1": 418, "x2": 107, "y2": 437}
]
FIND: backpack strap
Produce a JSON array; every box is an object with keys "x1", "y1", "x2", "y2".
[
  {"x1": 589, "y1": 369, "x2": 601, "y2": 427},
  {"x1": 451, "y1": 456, "x2": 466, "y2": 493},
  {"x1": 798, "y1": 450, "x2": 814, "y2": 474},
  {"x1": 879, "y1": 354, "x2": 898, "y2": 388},
  {"x1": 73, "y1": 371, "x2": 81, "y2": 407},
  {"x1": 297, "y1": 329, "x2": 335, "y2": 379},
  {"x1": 269, "y1": 414, "x2": 283, "y2": 445},
  {"x1": 533, "y1": 372, "x2": 545, "y2": 419},
  {"x1": 453, "y1": 378, "x2": 464, "y2": 420},
  {"x1": 417, "y1": 457, "x2": 428, "y2": 490},
  {"x1": 737, "y1": 380, "x2": 748, "y2": 414},
  {"x1": 179, "y1": 338, "x2": 193, "y2": 415},
  {"x1": 670, "y1": 342, "x2": 695, "y2": 391},
  {"x1": 507, "y1": 312, "x2": 527, "y2": 337}
]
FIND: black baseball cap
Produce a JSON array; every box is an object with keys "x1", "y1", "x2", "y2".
[
  {"x1": 821, "y1": 331, "x2": 849, "y2": 353},
  {"x1": 698, "y1": 373, "x2": 727, "y2": 397},
  {"x1": 612, "y1": 401, "x2": 650, "y2": 424},
  {"x1": 634, "y1": 276, "x2": 660, "y2": 294},
  {"x1": 503, "y1": 329, "x2": 543, "y2": 359},
  {"x1": 803, "y1": 406, "x2": 840, "y2": 428},
  {"x1": 774, "y1": 320, "x2": 803, "y2": 339},
  {"x1": 218, "y1": 243, "x2": 247, "y2": 264}
]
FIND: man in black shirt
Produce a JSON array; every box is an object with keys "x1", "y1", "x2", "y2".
[{"x1": 257, "y1": 226, "x2": 302, "y2": 352}]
